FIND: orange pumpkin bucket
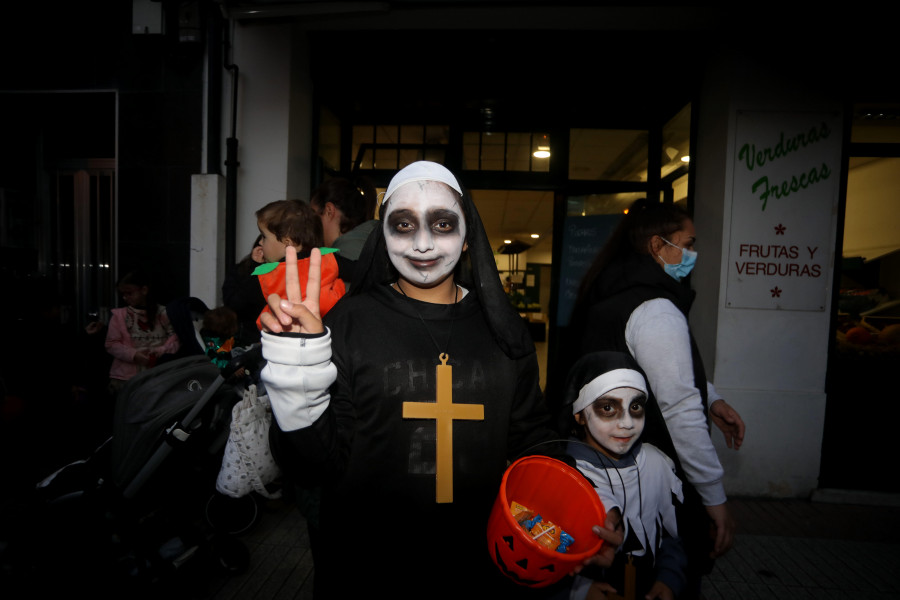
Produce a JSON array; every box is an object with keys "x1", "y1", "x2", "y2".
[{"x1": 486, "y1": 455, "x2": 607, "y2": 588}]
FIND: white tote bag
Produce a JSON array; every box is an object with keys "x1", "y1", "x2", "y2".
[{"x1": 216, "y1": 383, "x2": 282, "y2": 499}]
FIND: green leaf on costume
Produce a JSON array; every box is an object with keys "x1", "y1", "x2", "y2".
[
  {"x1": 251, "y1": 248, "x2": 338, "y2": 276},
  {"x1": 252, "y1": 262, "x2": 279, "y2": 276}
]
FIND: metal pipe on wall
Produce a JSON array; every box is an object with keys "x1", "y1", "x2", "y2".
[{"x1": 223, "y1": 19, "x2": 239, "y2": 270}]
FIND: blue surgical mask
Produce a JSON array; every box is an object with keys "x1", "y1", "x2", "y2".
[{"x1": 658, "y1": 237, "x2": 697, "y2": 281}]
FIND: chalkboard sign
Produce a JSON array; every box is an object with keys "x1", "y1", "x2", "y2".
[{"x1": 556, "y1": 214, "x2": 623, "y2": 326}]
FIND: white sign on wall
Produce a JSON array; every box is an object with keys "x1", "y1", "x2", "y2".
[{"x1": 726, "y1": 111, "x2": 842, "y2": 311}]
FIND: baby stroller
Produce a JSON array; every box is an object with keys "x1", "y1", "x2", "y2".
[{"x1": 8, "y1": 343, "x2": 267, "y2": 598}]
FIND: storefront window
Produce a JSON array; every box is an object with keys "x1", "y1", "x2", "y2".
[
  {"x1": 670, "y1": 172, "x2": 690, "y2": 208},
  {"x1": 480, "y1": 132, "x2": 506, "y2": 171},
  {"x1": 566, "y1": 192, "x2": 647, "y2": 217},
  {"x1": 851, "y1": 104, "x2": 900, "y2": 144},
  {"x1": 352, "y1": 124, "x2": 449, "y2": 171},
  {"x1": 461, "y1": 131, "x2": 551, "y2": 172},
  {"x1": 352, "y1": 125, "x2": 374, "y2": 169},
  {"x1": 569, "y1": 128, "x2": 648, "y2": 181},
  {"x1": 661, "y1": 104, "x2": 691, "y2": 181}
]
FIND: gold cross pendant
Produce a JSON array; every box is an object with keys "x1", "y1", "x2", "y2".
[{"x1": 402, "y1": 353, "x2": 484, "y2": 503}]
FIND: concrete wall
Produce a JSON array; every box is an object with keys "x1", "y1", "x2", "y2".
[
  {"x1": 230, "y1": 21, "x2": 312, "y2": 257},
  {"x1": 192, "y1": 21, "x2": 313, "y2": 303},
  {"x1": 189, "y1": 174, "x2": 226, "y2": 308}
]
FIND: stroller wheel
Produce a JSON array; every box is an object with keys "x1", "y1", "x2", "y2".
[{"x1": 204, "y1": 492, "x2": 260, "y2": 535}]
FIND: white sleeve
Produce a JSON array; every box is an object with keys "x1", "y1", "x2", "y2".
[
  {"x1": 707, "y1": 380, "x2": 722, "y2": 404},
  {"x1": 625, "y1": 299, "x2": 726, "y2": 506},
  {"x1": 260, "y1": 329, "x2": 337, "y2": 432}
]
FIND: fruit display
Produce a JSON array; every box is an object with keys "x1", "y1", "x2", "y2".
[
  {"x1": 844, "y1": 325, "x2": 873, "y2": 344},
  {"x1": 836, "y1": 318, "x2": 900, "y2": 355},
  {"x1": 881, "y1": 323, "x2": 900, "y2": 345}
]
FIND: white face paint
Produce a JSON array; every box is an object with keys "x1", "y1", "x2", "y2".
[
  {"x1": 578, "y1": 387, "x2": 646, "y2": 459},
  {"x1": 382, "y1": 180, "x2": 467, "y2": 289}
]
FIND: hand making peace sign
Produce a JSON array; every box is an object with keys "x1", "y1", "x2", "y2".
[{"x1": 258, "y1": 246, "x2": 325, "y2": 335}]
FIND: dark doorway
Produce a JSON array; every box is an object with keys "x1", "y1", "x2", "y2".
[{"x1": 0, "y1": 91, "x2": 117, "y2": 330}]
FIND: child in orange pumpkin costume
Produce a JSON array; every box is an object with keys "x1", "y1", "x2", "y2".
[{"x1": 253, "y1": 200, "x2": 346, "y2": 329}]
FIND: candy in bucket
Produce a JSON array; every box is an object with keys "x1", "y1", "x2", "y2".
[{"x1": 486, "y1": 455, "x2": 607, "y2": 587}]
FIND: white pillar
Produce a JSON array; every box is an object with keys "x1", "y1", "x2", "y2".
[
  {"x1": 693, "y1": 50, "x2": 843, "y2": 498},
  {"x1": 229, "y1": 22, "x2": 313, "y2": 258},
  {"x1": 189, "y1": 173, "x2": 226, "y2": 308}
]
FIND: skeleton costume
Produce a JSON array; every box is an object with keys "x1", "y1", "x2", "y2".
[
  {"x1": 262, "y1": 162, "x2": 561, "y2": 599},
  {"x1": 563, "y1": 352, "x2": 687, "y2": 600}
]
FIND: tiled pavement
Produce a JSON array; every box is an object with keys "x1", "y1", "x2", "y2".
[
  {"x1": 193, "y1": 493, "x2": 900, "y2": 600},
  {"x1": 2, "y1": 482, "x2": 898, "y2": 599},
  {"x1": 705, "y1": 495, "x2": 900, "y2": 599}
]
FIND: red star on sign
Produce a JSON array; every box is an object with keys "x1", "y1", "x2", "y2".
[
  {"x1": 774, "y1": 224, "x2": 786, "y2": 235},
  {"x1": 771, "y1": 286, "x2": 782, "y2": 297}
]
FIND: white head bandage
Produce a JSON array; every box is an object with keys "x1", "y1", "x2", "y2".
[
  {"x1": 571, "y1": 368, "x2": 647, "y2": 415},
  {"x1": 381, "y1": 161, "x2": 462, "y2": 205}
]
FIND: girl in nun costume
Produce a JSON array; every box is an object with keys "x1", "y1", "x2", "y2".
[
  {"x1": 258, "y1": 162, "x2": 604, "y2": 598},
  {"x1": 563, "y1": 351, "x2": 687, "y2": 600}
]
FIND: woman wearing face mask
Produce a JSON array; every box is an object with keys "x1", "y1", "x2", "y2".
[
  {"x1": 257, "y1": 162, "x2": 620, "y2": 599},
  {"x1": 556, "y1": 198, "x2": 745, "y2": 600}
]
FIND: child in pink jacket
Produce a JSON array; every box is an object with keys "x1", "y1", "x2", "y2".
[{"x1": 105, "y1": 270, "x2": 180, "y2": 395}]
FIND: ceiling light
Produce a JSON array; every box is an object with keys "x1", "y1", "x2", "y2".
[
  {"x1": 681, "y1": 155, "x2": 690, "y2": 163},
  {"x1": 504, "y1": 239, "x2": 512, "y2": 244},
  {"x1": 530, "y1": 234, "x2": 539, "y2": 239},
  {"x1": 532, "y1": 133, "x2": 551, "y2": 158}
]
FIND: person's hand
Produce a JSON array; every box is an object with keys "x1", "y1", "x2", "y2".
[
  {"x1": 251, "y1": 245, "x2": 265, "y2": 264},
  {"x1": 705, "y1": 502, "x2": 735, "y2": 558},
  {"x1": 134, "y1": 349, "x2": 151, "y2": 366},
  {"x1": 572, "y1": 510, "x2": 624, "y2": 574},
  {"x1": 645, "y1": 581, "x2": 674, "y2": 600},
  {"x1": 259, "y1": 246, "x2": 324, "y2": 335},
  {"x1": 85, "y1": 321, "x2": 104, "y2": 335},
  {"x1": 709, "y1": 399, "x2": 745, "y2": 450}
]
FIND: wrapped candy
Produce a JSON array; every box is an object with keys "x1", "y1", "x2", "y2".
[{"x1": 510, "y1": 500, "x2": 574, "y2": 553}]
